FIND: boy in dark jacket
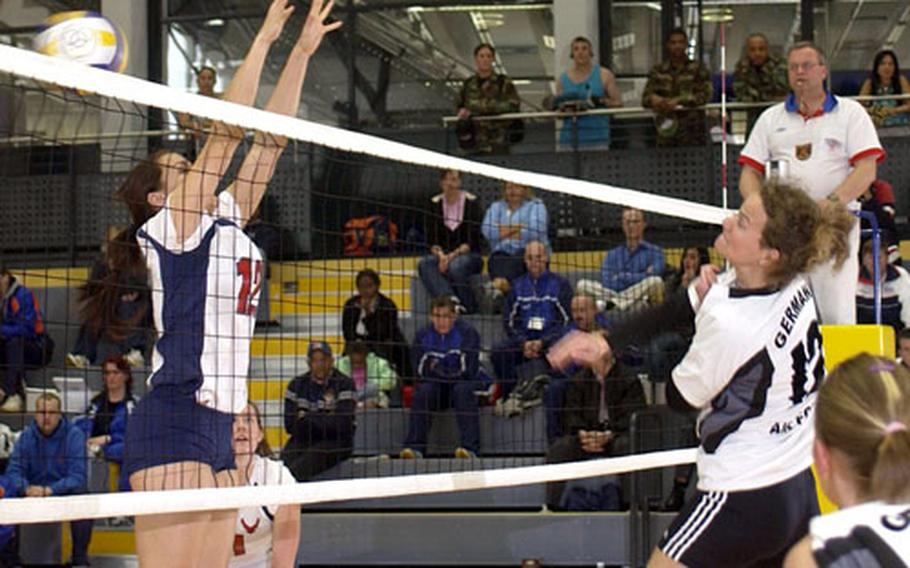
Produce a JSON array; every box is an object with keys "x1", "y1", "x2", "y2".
[
  {"x1": 282, "y1": 342, "x2": 356, "y2": 481},
  {"x1": 401, "y1": 296, "x2": 483, "y2": 458}
]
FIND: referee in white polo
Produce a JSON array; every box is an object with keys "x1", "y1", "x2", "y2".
[{"x1": 738, "y1": 41, "x2": 884, "y2": 325}]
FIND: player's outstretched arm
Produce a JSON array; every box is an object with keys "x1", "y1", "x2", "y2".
[
  {"x1": 228, "y1": 0, "x2": 342, "y2": 226},
  {"x1": 169, "y1": 0, "x2": 292, "y2": 240}
]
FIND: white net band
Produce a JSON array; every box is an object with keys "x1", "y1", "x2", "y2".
[
  {"x1": 0, "y1": 448, "x2": 695, "y2": 524},
  {"x1": 0, "y1": 44, "x2": 726, "y2": 225}
]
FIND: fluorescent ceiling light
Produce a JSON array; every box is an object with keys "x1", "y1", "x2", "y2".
[
  {"x1": 205, "y1": 18, "x2": 225, "y2": 27},
  {"x1": 408, "y1": 3, "x2": 550, "y2": 13}
]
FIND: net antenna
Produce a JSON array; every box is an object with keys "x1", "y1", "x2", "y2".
[{"x1": 702, "y1": 8, "x2": 734, "y2": 211}]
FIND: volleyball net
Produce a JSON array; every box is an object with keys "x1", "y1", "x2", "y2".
[{"x1": 0, "y1": 43, "x2": 727, "y2": 524}]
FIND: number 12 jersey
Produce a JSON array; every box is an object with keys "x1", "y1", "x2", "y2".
[
  {"x1": 138, "y1": 192, "x2": 262, "y2": 414},
  {"x1": 674, "y1": 271, "x2": 823, "y2": 492}
]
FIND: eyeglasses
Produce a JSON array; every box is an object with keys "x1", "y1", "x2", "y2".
[{"x1": 788, "y1": 62, "x2": 821, "y2": 72}]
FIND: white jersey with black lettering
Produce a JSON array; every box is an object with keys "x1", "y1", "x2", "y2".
[
  {"x1": 230, "y1": 455, "x2": 298, "y2": 568},
  {"x1": 137, "y1": 191, "x2": 263, "y2": 414},
  {"x1": 674, "y1": 271, "x2": 822, "y2": 492},
  {"x1": 811, "y1": 502, "x2": 910, "y2": 567}
]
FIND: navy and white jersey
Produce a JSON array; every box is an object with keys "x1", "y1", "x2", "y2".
[
  {"x1": 673, "y1": 271, "x2": 822, "y2": 492},
  {"x1": 137, "y1": 192, "x2": 262, "y2": 414},
  {"x1": 811, "y1": 502, "x2": 910, "y2": 567},
  {"x1": 230, "y1": 455, "x2": 297, "y2": 568}
]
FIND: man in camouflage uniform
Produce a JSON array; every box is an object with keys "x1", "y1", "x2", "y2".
[
  {"x1": 732, "y1": 33, "x2": 789, "y2": 135},
  {"x1": 456, "y1": 43, "x2": 521, "y2": 155},
  {"x1": 642, "y1": 28, "x2": 713, "y2": 147}
]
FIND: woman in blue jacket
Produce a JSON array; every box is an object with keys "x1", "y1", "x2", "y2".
[{"x1": 481, "y1": 182, "x2": 549, "y2": 297}]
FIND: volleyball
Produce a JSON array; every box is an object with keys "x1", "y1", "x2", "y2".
[{"x1": 33, "y1": 11, "x2": 128, "y2": 73}]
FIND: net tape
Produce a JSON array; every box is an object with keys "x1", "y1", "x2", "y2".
[
  {"x1": 0, "y1": 46, "x2": 706, "y2": 524},
  {"x1": 0, "y1": 44, "x2": 726, "y2": 225},
  {"x1": 0, "y1": 448, "x2": 695, "y2": 524}
]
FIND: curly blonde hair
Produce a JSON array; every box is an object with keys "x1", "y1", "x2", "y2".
[{"x1": 759, "y1": 182, "x2": 853, "y2": 286}]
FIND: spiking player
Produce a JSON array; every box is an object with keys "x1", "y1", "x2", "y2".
[{"x1": 644, "y1": 181, "x2": 854, "y2": 567}]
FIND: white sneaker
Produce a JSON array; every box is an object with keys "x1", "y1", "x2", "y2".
[
  {"x1": 65, "y1": 353, "x2": 90, "y2": 368},
  {"x1": 0, "y1": 394, "x2": 23, "y2": 413},
  {"x1": 124, "y1": 349, "x2": 145, "y2": 368}
]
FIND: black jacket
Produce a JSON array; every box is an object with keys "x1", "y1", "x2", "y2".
[
  {"x1": 341, "y1": 292, "x2": 412, "y2": 376},
  {"x1": 283, "y1": 369, "x2": 356, "y2": 448},
  {"x1": 424, "y1": 191, "x2": 485, "y2": 254},
  {"x1": 562, "y1": 362, "x2": 647, "y2": 436}
]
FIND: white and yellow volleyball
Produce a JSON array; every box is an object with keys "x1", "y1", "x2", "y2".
[{"x1": 33, "y1": 11, "x2": 128, "y2": 73}]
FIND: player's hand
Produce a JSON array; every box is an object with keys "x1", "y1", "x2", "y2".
[
  {"x1": 259, "y1": 0, "x2": 295, "y2": 43},
  {"x1": 695, "y1": 264, "x2": 719, "y2": 303},
  {"x1": 298, "y1": 0, "x2": 343, "y2": 56}
]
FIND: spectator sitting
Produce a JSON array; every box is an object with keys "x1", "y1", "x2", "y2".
[
  {"x1": 859, "y1": 180, "x2": 900, "y2": 264},
  {"x1": 66, "y1": 226, "x2": 151, "y2": 369},
  {"x1": 75, "y1": 355, "x2": 137, "y2": 488},
  {"x1": 664, "y1": 246, "x2": 710, "y2": 296},
  {"x1": 577, "y1": 208, "x2": 666, "y2": 312},
  {"x1": 6, "y1": 392, "x2": 91, "y2": 566},
  {"x1": 0, "y1": 267, "x2": 53, "y2": 413},
  {"x1": 418, "y1": 169, "x2": 485, "y2": 314},
  {"x1": 334, "y1": 340, "x2": 397, "y2": 409},
  {"x1": 491, "y1": 241, "x2": 572, "y2": 398},
  {"x1": 856, "y1": 238, "x2": 910, "y2": 336},
  {"x1": 455, "y1": 43, "x2": 520, "y2": 155},
  {"x1": 281, "y1": 342, "x2": 356, "y2": 481},
  {"x1": 481, "y1": 182, "x2": 549, "y2": 300},
  {"x1": 554, "y1": 35, "x2": 623, "y2": 151},
  {"x1": 400, "y1": 296, "x2": 483, "y2": 459},
  {"x1": 544, "y1": 293, "x2": 611, "y2": 444},
  {"x1": 342, "y1": 268, "x2": 412, "y2": 379},
  {"x1": 642, "y1": 28, "x2": 713, "y2": 147},
  {"x1": 231, "y1": 403, "x2": 299, "y2": 568},
  {"x1": 732, "y1": 33, "x2": 789, "y2": 136},
  {"x1": 898, "y1": 328, "x2": 910, "y2": 370},
  {"x1": 858, "y1": 50, "x2": 910, "y2": 130},
  {"x1": 544, "y1": 331, "x2": 646, "y2": 510}
]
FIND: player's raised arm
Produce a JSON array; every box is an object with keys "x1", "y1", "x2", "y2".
[
  {"x1": 227, "y1": 0, "x2": 341, "y2": 227},
  {"x1": 168, "y1": 0, "x2": 294, "y2": 241}
]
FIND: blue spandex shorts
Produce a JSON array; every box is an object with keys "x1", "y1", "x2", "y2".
[{"x1": 123, "y1": 385, "x2": 235, "y2": 481}]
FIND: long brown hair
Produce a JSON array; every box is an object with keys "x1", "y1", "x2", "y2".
[
  {"x1": 816, "y1": 353, "x2": 910, "y2": 503},
  {"x1": 759, "y1": 182, "x2": 853, "y2": 286},
  {"x1": 78, "y1": 151, "x2": 166, "y2": 340}
]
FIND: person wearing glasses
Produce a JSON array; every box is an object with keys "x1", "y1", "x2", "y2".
[{"x1": 738, "y1": 41, "x2": 884, "y2": 325}]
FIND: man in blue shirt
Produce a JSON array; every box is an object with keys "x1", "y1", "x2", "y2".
[
  {"x1": 491, "y1": 241, "x2": 573, "y2": 398},
  {"x1": 401, "y1": 296, "x2": 483, "y2": 459},
  {"x1": 6, "y1": 392, "x2": 91, "y2": 566},
  {"x1": 577, "y1": 208, "x2": 665, "y2": 311}
]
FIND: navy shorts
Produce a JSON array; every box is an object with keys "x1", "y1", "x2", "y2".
[
  {"x1": 659, "y1": 468, "x2": 819, "y2": 568},
  {"x1": 123, "y1": 385, "x2": 235, "y2": 479}
]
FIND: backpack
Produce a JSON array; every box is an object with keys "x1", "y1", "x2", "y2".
[{"x1": 343, "y1": 215, "x2": 398, "y2": 257}]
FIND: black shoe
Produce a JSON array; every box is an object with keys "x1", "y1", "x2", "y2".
[{"x1": 660, "y1": 485, "x2": 686, "y2": 512}]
